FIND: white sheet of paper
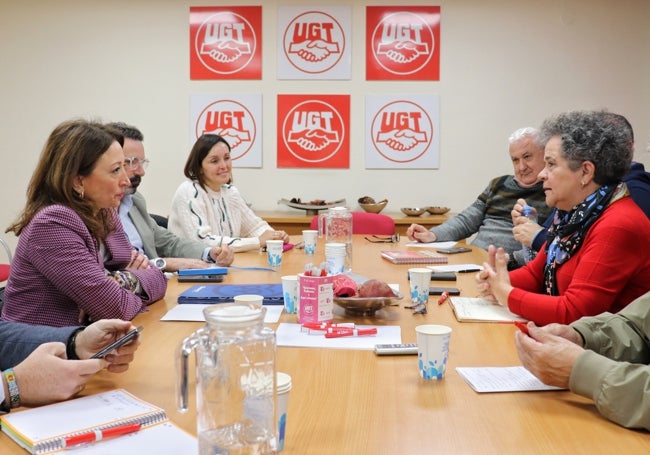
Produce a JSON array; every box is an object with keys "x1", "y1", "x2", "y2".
[
  {"x1": 428, "y1": 264, "x2": 484, "y2": 272},
  {"x1": 405, "y1": 241, "x2": 457, "y2": 249},
  {"x1": 161, "y1": 304, "x2": 283, "y2": 323},
  {"x1": 276, "y1": 323, "x2": 401, "y2": 350},
  {"x1": 455, "y1": 366, "x2": 565, "y2": 393}
]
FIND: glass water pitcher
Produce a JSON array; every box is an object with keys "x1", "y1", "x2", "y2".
[{"x1": 176, "y1": 302, "x2": 277, "y2": 454}]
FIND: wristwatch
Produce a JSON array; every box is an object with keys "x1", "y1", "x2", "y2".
[{"x1": 151, "y1": 257, "x2": 167, "y2": 271}]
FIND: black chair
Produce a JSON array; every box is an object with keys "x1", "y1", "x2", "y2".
[{"x1": 150, "y1": 214, "x2": 168, "y2": 229}]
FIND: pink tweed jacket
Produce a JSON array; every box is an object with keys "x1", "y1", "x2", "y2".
[{"x1": 1, "y1": 205, "x2": 167, "y2": 327}]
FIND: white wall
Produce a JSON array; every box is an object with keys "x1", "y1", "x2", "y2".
[{"x1": 1, "y1": 0, "x2": 649, "y2": 251}]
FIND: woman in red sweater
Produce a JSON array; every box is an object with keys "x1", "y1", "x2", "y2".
[{"x1": 477, "y1": 110, "x2": 650, "y2": 325}]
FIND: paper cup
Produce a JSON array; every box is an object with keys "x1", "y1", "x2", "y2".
[
  {"x1": 276, "y1": 372, "x2": 292, "y2": 452},
  {"x1": 325, "y1": 242, "x2": 346, "y2": 274},
  {"x1": 281, "y1": 275, "x2": 299, "y2": 314},
  {"x1": 267, "y1": 240, "x2": 284, "y2": 267},
  {"x1": 415, "y1": 324, "x2": 452, "y2": 380},
  {"x1": 408, "y1": 267, "x2": 431, "y2": 304},
  {"x1": 302, "y1": 230, "x2": 318, "y2": 255}
]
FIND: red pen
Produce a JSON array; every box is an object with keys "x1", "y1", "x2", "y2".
[
  {"x1": 514, "y1": 321, "x2": 530, "y2": 336},
  {"x1": 64, "y1": 423, "x2": 142, "y2": 448},
  {"x1": 324, "y1": 328, "x2": 378, "y2": 338},
  {"x1": 301, "y1": 322, "x2": 354, "y2": 331},
  {"x1": 438, "y1": 291, "x2": 450, "y2": 305}
]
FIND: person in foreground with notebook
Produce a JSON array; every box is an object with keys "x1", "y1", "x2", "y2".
[
  {"x1": 476, "y1": 110, "x2": 650, "y2": 325},
  {"x1": 109, "y1": 122, "x2": 234, "y2": 271},
  {"x1": 0, "y1": 318, "x2": 139, "y2": 412},
  {"x1": 515, "y1": 290, "x2": 650, "y2": 431},
  {"x1": 406, "y1": 127, "x2": 551, "y2": 262},
  {"x1": 168, "y1": 134, "x2": 290, "y2": 253}
]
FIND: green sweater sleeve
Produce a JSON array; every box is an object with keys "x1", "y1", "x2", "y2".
[{"x1": 569, "y1": 292, "x2": 650, "y2": 429}]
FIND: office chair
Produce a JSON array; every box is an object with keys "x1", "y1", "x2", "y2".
[
  {"x1": 0, "y1": 237, "x2": 12, "y2": 283},
  {"x1": 310, "y1": 212, "x2": 395, "y2": 235},
  {"x1": 150, "y1": 213, "x2": 169, "y2": 229}
]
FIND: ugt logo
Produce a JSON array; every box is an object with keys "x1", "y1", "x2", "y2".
[
  {"x1": 370, "y1": 11, "x2": 436, "y2": 76},
  {"x1": 282, "y1": 10, "x2": 345, "y2": 74},
  {"x1": 195, "y1": 100, "x2": 256, "y2": 161},
  {"x1": 194, "y1": 12, "x2": 256, "y2": 75},
  {"x1": 282, "y1": 99, "x2": 344, "y2": 163},
  {"x1": 370, "y1": 100, "x2": 433, "y2": 163}
]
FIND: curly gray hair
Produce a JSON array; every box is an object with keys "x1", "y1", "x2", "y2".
[{"x1": 538, "y1": 110, "x2": 632, "y2": 185}]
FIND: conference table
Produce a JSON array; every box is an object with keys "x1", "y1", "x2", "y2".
[{"x1": 2, "y1": 236, "x2": 649, "y2": 454}]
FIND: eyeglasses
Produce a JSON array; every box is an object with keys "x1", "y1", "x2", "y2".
[
  {"x1": 364, "y1": 234, "x2": 400, "y2": 243},
  {"x1": 124, "y1": 157, "x2": 150, "y2": 170}
]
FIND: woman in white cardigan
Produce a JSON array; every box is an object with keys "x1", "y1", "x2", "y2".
[{"x1": 168, "y1": 134, "x2": 289, "y2": 253}]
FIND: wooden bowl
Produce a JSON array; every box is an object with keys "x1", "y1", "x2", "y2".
[
  {"x1": 359, "y1": 200, "x2": 388, "y2": 214},
  {"x1": 400, "y1": 207, "x2": 427, "y2": 216},
  {"x1": 334, "y1": 292, "x2": 403, "y2": 316},
  {"x1": 427, "y1": 206, "x2": 450, "y2": 215}
]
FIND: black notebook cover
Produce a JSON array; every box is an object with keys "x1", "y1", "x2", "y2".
[{"x1": 177, "y1": 283, "x2": 284, "y2": 305}]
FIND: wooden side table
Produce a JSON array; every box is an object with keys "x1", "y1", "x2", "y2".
[{"x1": 255, "y1": 210, "x2": 450, "y2": 235}]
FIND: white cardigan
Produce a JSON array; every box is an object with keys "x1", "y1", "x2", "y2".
[{"x1": 168, "y1": 181, "x2": 271, "y2": 252}]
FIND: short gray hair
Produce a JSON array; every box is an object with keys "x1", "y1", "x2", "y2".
[
  {"x1": 508, "y1": 127, "x2": 539, "y2": 145},
  {"x1": 539, "y1": 110, "x2": 632, "y2": 185}
]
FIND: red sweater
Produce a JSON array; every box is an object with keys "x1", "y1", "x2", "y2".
[{"x1": 508, "y1": 197, "x2": 650, "y2": 325}]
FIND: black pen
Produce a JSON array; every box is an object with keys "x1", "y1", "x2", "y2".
[{"x1": 456, "y1": 268, "x2": 481, "y2": 273}]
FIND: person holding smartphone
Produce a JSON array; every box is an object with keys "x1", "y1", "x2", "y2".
[
  {"x1": 515, "y1": 290, "x2": 650, "y2": 430},
  {"x1": 0, "y1": 319, "x2": 140, "y2": 412}
]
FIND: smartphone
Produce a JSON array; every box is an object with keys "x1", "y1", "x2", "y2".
[
  {"x1": 406, "y1": 272, "x2": 457, "y2": 281},
  {"x1": 177, "y1": 274, "x2": 224, "y2": 283},
  {"x1": 429, "y1": 287, "x2": 461, "y2": 295},
  {"x1": 436, "y1": 247, "x2": 472, "y2": 254},
  {"x1": 91, "y1": 326, "x2": 143, "y2": 359}
]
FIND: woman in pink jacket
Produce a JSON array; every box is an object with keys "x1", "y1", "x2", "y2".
[{"x1": 2, "y1": 119, "x2": 166, "y2": 327}]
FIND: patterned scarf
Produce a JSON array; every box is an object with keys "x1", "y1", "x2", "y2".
[{"x1": 543, "y1": 183, "x2": 628, "y2": 296}]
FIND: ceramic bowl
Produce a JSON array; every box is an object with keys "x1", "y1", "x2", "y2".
[
  {"x1": 400, "y1": 207, "x2": 427, "y2": 216},
  {"x1": 426, "y1": 206, "x2": 450, "y2": 215},
  {"x1": 359, "y1": 200, "x2": 388, "y2": 214}
]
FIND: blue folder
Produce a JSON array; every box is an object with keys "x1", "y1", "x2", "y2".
[{"x1": 177, "y1": 283, "x2": 284, "y2": 305}]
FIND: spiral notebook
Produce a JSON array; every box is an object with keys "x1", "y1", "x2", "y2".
[
  {"x1": 0, "y1": 389, "x2": 196, "y2": 454},
  {"x1": 177, "y1": 283, "x2": 284, "y2": 304},
  {"x1": 381, "y1": 250, "x2": 449, "y2": 265}
]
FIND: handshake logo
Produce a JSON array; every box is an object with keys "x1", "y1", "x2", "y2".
[
  {"x1": 370, "y1": 10, "x2": 436, "y2": 77},
  {"x1": 282, "y1": 10, "x2": 345, "y2": 75},
  {"x1": 370, "y1": 100, "x2": 433, "y2": 162}
]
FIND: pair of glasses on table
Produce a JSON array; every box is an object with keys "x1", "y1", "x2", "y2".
[
  {"x1": 364, "y1": 234, "x2": 400, "y2": 243},
  {"x1": 404, "y1": 302, "x2": 427, "y2": 315}
]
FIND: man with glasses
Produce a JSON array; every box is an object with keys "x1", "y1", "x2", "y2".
[{"x1": 109, "y1": 122, "x2": 233, "y2": 271}]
